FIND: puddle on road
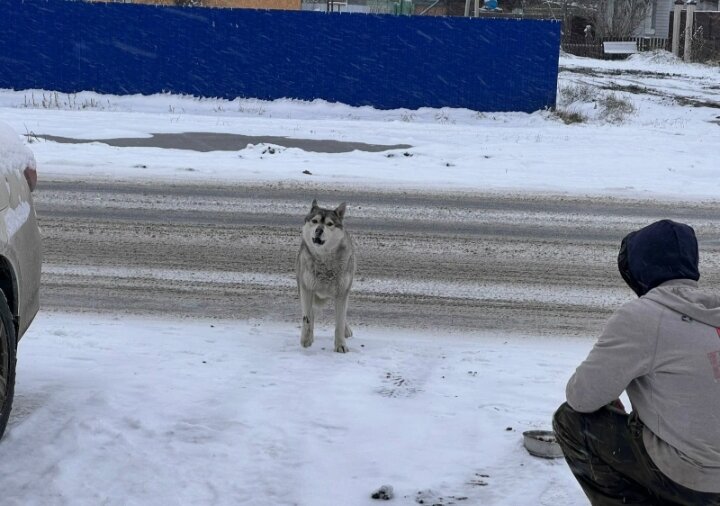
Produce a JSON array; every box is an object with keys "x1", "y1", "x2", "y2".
[{"x1": 33, "y1": 132, "x2": 412, "y2": 154}]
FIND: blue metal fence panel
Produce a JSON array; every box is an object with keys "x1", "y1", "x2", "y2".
[{"x1": 0, "y1": 0, "x2": 560, "y2": 112}]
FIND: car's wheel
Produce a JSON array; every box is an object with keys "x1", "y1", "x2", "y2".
[{"x1": 0, "y1": 292, "x2": 16, "y2": 441}]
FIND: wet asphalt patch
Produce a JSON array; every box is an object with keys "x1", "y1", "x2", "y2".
[{"x1": 31, "y1": 131, "x2": 412, "y2": 154}]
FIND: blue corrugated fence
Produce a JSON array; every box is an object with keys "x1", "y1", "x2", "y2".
[{"x1": 0, "y1": 0, "x2": 560, "y2": 112}]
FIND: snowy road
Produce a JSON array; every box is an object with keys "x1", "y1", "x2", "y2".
[{"x1": 36, "y1": 179, "x2": 720, "y2": 337}]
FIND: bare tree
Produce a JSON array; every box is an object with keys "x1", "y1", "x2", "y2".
[{"x1": 582, "y1": 0, "x2": 653, "y2": 38}]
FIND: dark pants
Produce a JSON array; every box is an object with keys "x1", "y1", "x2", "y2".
[{"x1": 552, "y1": 403, "x2": 720, "y2": 506}]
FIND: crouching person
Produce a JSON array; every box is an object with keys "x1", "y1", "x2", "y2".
[{"x1": 554, "y1": 220, "x2": 720, "y2": 505}]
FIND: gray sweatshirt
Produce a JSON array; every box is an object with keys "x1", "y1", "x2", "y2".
[{"x1": 566, "y1": 279, "x2": 720, "y2": 493}]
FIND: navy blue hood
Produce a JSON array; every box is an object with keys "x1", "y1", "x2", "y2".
[{"x1": 618, "y1": 220, "x2": 700, "y2": 297}]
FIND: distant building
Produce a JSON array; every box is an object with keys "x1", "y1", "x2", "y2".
[{"x1": 637, "y1": 0, "x2": 719, "y2": 37}]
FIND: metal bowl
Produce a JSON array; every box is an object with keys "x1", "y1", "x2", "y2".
[{"x1": 522, "y1": 430, "x2": 564, "y2": 459}]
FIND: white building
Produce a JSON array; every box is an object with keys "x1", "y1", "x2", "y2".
[{"x1": 637, "y1": 0, "x2": 719, "y2": 37}]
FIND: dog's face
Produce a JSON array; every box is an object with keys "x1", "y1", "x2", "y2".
[{"x1": 302, "y1": 200, "x2": 347, "y2": 253}]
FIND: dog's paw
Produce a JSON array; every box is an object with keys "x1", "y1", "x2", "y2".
[
  {"x1": 301, "y1": 334, "x2": 314, "y2": 348},
  {"x1": 334, "y1": 343, "x2": 349, "y2": 353},
  {"x1": 345, "y1": 324, "x2": 353, "y2": 338}
]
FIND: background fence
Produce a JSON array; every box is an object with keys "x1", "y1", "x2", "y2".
[
  {"x1": 669, "y1": 11, "x2": 720, "y2": 63},
  {"x1": 561, "y1": 11, "x2": 720, "y2": 62},
  {"x1": 562, "y1": 36, "x2": 669, "y2": 59},
  {"x1": 0, "y1": 0, "x2": 561, "y2": 112}
]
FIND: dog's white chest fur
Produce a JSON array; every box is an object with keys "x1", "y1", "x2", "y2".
[{"x1": 301, "y1": 252, "x2": 349, "y2": 298}]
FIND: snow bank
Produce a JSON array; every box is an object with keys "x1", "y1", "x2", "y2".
[{"x1": 1, "y1": 55, "x2": 718, "y2": 199}]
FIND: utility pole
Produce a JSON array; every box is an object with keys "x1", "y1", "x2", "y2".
[
  {"x1": 672, "y1": 0, "x2": 683, "y2": 57},
  {"x1": 684, "y1": 0, "x2": 696, "y2": 62}
]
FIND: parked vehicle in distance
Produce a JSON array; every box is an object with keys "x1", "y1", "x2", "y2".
[{"x1": 0, "y1": 121, "x2": 42, "y2": 440}]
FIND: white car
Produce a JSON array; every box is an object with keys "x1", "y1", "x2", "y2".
[{"x1": 0, "y1": 121, "x2": 42, "y2": 440}]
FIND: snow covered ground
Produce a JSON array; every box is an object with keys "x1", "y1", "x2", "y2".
[
  {"x1": 0, "y1": 51, "x2": 717, "y2": 505},
  {"x1": 1, "y1": 312, "x2": 589, "y2": 506},
  {"x1": 0, "y1": 51, "x2": 717, "y2": 200}
]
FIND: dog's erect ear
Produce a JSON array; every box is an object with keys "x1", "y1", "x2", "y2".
[
  {"x1": 335, "y1": 202, "x2": 347, "y2": 220},
  {"x1": 311, "y1": 199, "x2": 318, "y2": 211}
]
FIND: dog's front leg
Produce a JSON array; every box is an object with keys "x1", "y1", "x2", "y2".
[
  {"x1": 300, "y1": 285, "x2": 315, "y2": 348},
  {"x1": 334, "y1": 292, "x2": 350, "y2": 353}
]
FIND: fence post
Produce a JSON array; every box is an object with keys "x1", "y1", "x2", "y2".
[
  {"x1": 684, "y1": 0, "x2": 696, "y2": 62},
  {"x1": 672, "y1": 0, "x2": 683, "y2": 57}
]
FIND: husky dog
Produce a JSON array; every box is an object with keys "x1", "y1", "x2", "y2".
[{"x1": 296, "y1": 200, "x2": 356, "y2": 353}]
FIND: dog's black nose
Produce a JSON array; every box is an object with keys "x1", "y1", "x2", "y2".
[{"x1": 314, "y1": 227, "x2": 323, "y2": 236}]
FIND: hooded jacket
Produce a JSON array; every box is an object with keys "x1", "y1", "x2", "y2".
[{"x1": 566, "y1": 220, "x2": 720, "y2": 493}]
